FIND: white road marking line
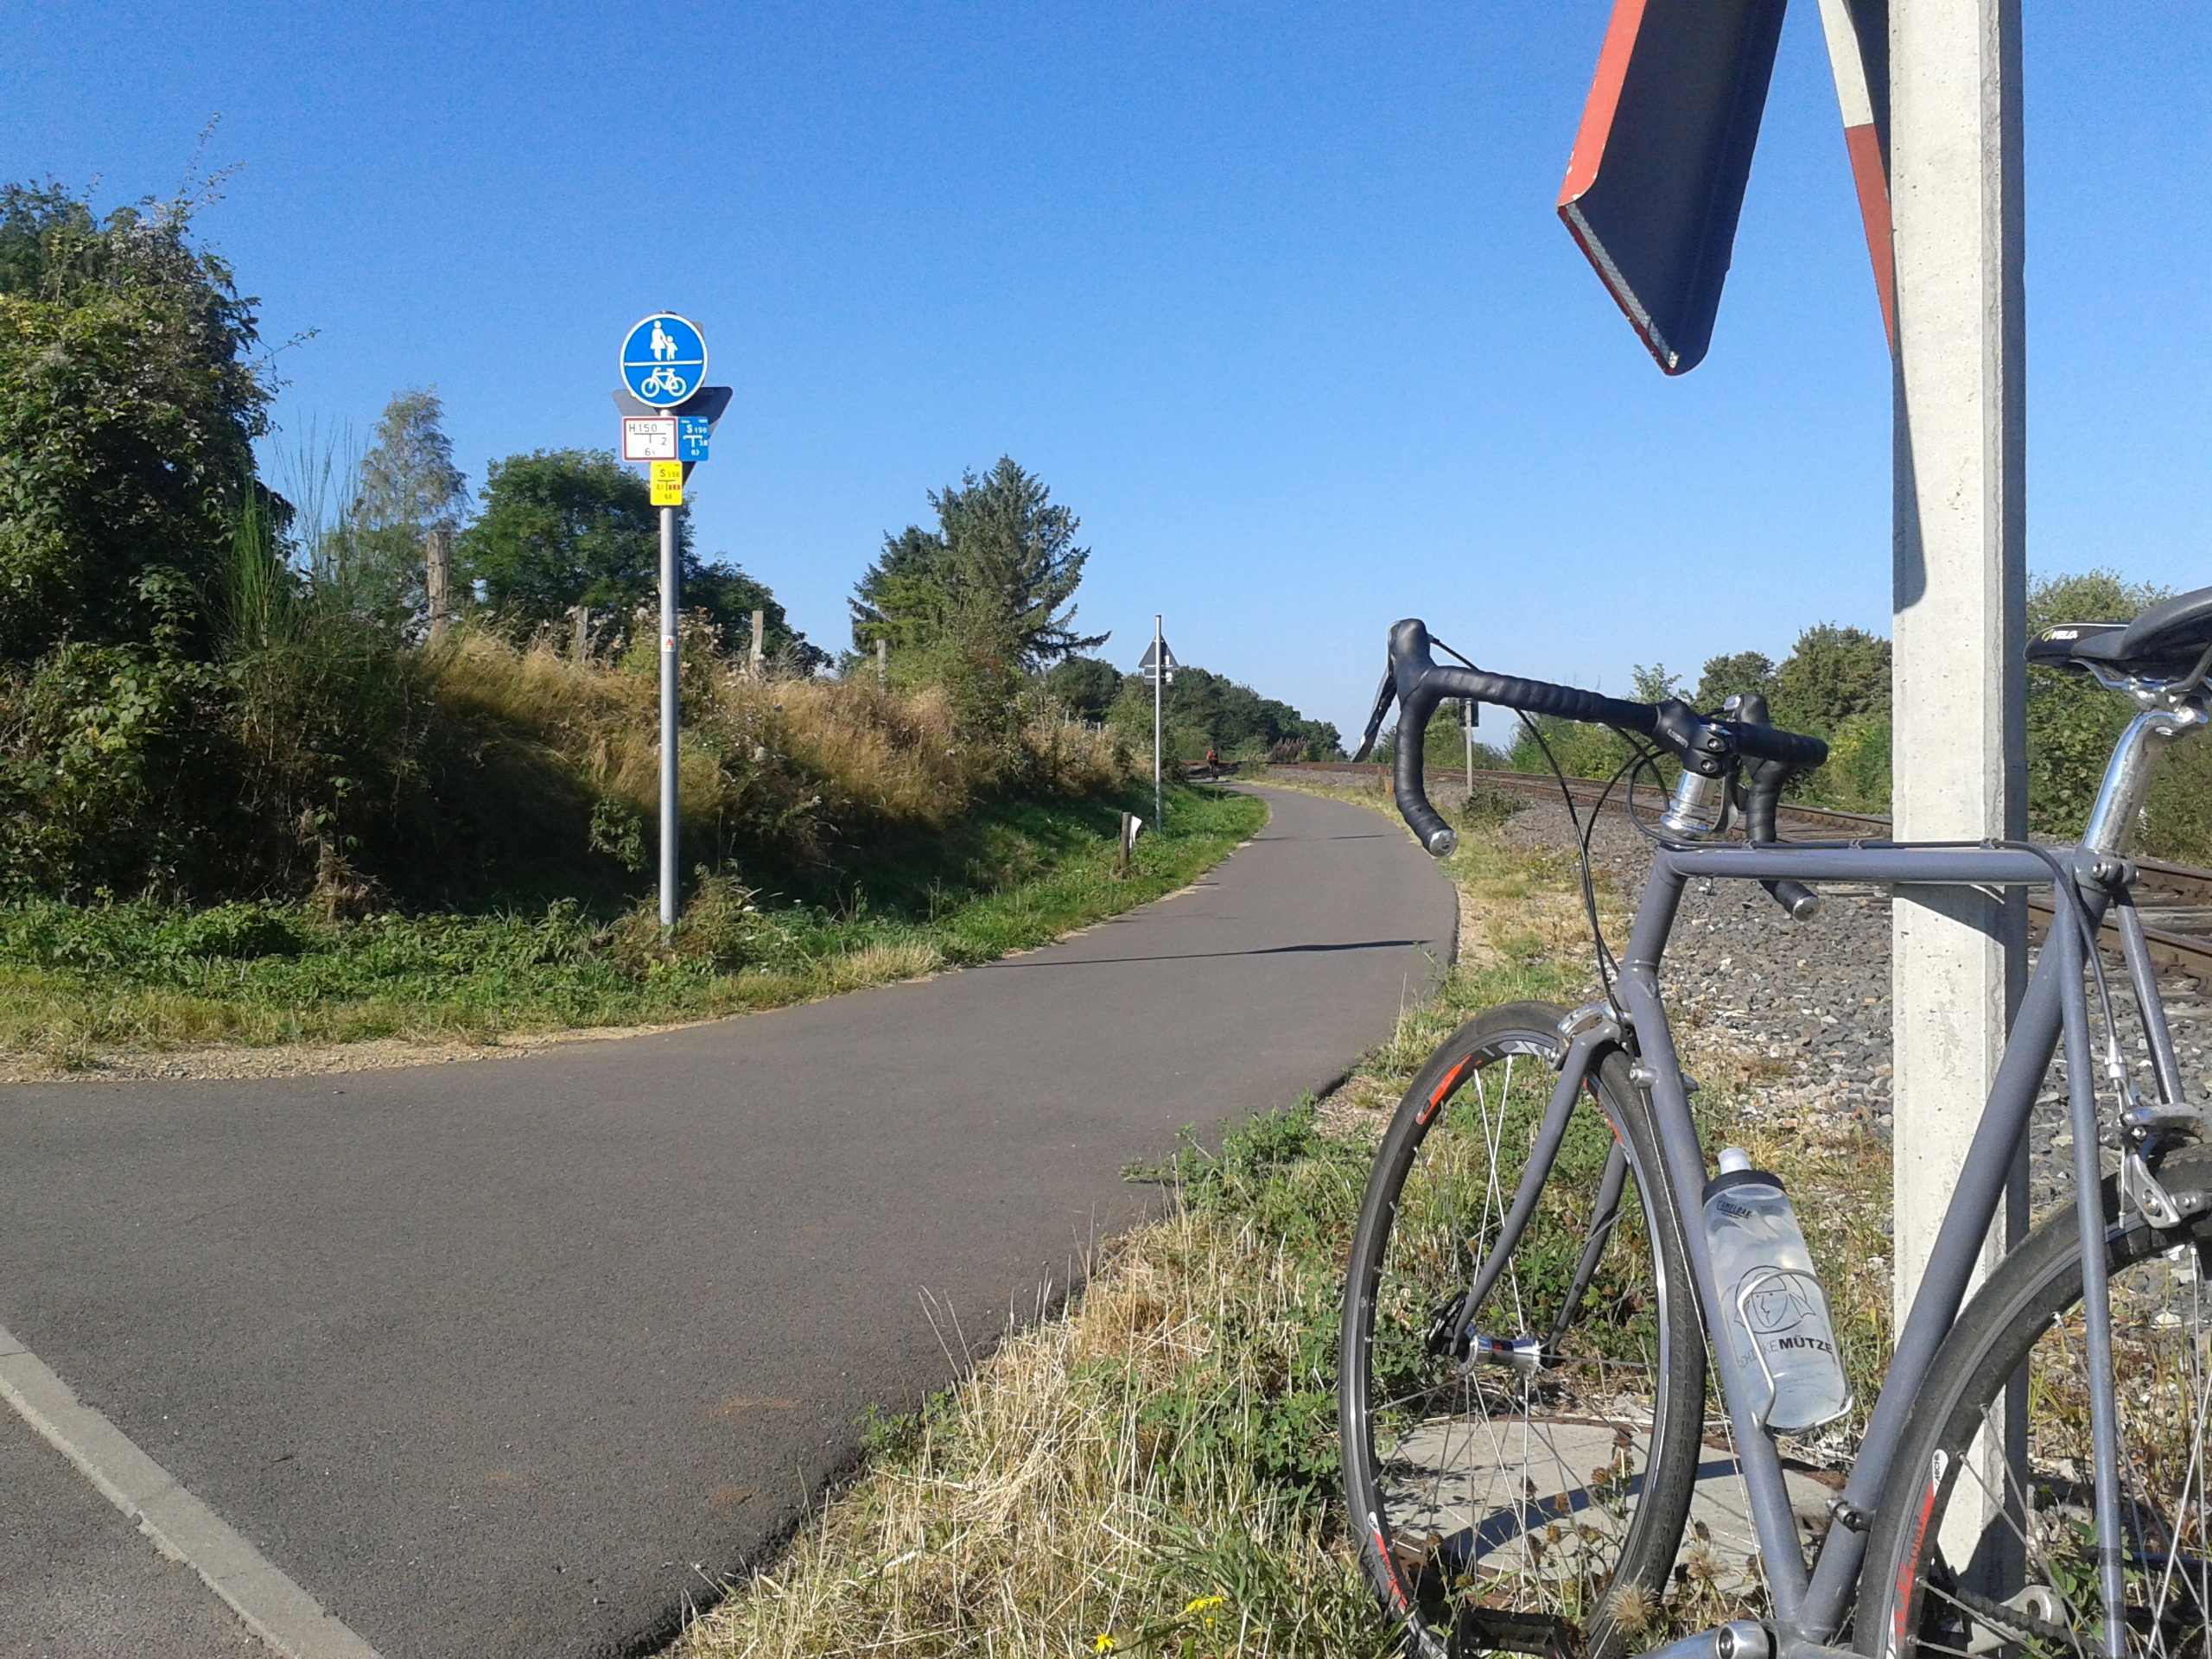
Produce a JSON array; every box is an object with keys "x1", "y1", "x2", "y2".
[{"x1": 0, "y1": 1320, "x2": 385, "y2": 1659}]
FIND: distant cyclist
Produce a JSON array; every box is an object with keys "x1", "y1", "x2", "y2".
[{"x1": 1205, "y1": 745, "x2": 1220, "y2": 780}]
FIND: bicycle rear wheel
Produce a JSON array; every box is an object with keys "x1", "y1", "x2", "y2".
[
  {"x1": 1861, "y1": 1147, "x2": 2212, "y2": 1659},
  {"x1": 1339, "y1": 1002, "x2": 1706, "y2": 1659}
]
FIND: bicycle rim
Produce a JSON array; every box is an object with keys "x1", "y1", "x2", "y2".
[
  {"x1": 1866, "y1": 1147, "x2": 2212, "y2": 1659},
  {"x1": 1340, "y1": 1004, "x2": 1703, "y2": 1659}
]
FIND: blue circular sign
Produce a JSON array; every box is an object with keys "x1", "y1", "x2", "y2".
[{"x1": 619, "y1": 313, "x2": 709, "y2": 408}]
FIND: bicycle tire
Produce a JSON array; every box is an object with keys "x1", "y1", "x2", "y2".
[
  {"x1": 1859, "y1": 1146, "x2": 2212, "y2": 1659},
  {"x1": 1339, "y1": 1001, "x2": 1707, "y2": 1659}
]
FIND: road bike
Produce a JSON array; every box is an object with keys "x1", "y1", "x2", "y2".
[{"x1": 1336, "y1": 588, "x2": 2212, "y2": 1659}]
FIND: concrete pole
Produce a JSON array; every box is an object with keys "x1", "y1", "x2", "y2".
[
  {"x1": 750, "y1": 607, "x2": 766, "y2": 678},
  {"x1": 658, "y1": 505, "x2": 680, "y2": 930},
  {"x1": 1889, "y1": 0, "x2": 2026, "y2": 1578},
  {"x1": 875, "y1": 637, "x2": 887, "y2": 684},
  {"x1": 1153, "y1": 613, "x2": 1164, "y2": 830}
]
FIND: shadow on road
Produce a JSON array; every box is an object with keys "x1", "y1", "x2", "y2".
[{"x1": 986, "y1": 938, "x2": 1431, "y2": 969}]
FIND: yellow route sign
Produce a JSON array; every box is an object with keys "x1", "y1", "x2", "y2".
[{"x1": 649, "y1": 460, "x2": 683, "y2": 506}]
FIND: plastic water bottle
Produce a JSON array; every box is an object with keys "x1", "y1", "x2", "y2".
[{"x1": 1703, "y1": 1148, "x2": 1849, "y2": 1433}]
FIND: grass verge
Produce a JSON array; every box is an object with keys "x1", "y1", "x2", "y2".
[
  {"x1": 0, "y1": 785, "x2": 1263, "y2": 1071},
  {"x1": 677, "y1": 779, "x2": 1896, "y2": 1658}
]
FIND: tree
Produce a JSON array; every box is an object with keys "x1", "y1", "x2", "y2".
[
  {"x1": 850, "y1": 525, "x2": 953, "y2": 655},
  {"x1": 2025, "y1": 569, "x2": 2165, "y2": 836},
  {"x1": 0, "y1": 180, "x2": 272, "y2": 661},
  {"x1": 461, "y1": 449, "x2": 669, "y2": 630},
  {"x1": 1630, "y1": 663, "x2": 1684, "y2": 703},
  {"x1": 1693, "y1": 650, "x2": 1777, "y2": 711},
  {"x1": 348, "y1": 387, "x2": 468, "y2": 622},
  {"x1": 849, "y1": 458, "x2": 1108, "y2": 671},
  {"x1": 1771, "y1": 623, "x2": 1891, "y2": 736},
  {"x1": 690, "y1": 559, "x2": 826, "y2": 672},
  {"x1": 460, "y1": 448, "x2": 817, "y2": 663},
  {"x1": 1105, "y1": 663, "x2": 1342, "y2": 761},
  {"x1": 1045, "y1": 656, "x2": 1122, "y2": 721}
]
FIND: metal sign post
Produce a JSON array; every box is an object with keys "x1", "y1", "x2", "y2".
[
  {"x1": 1137, "y1": 620, "x2": 1177, "y2": 828},
  {"x1": 658, "y1": 502, "x2": 679, "y2": 926},
  {"x1": 614, "y1": 316, "x2": 734, "y2": 932}
]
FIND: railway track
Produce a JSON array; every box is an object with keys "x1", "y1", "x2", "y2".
[{"x1": 1267, "y1": 761, "x2": 2212, "y2": 974}]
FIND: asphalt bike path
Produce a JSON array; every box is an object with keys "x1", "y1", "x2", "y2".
[{"x1": 0, "y1": 785, "x2": 1453, "y2": 1657}]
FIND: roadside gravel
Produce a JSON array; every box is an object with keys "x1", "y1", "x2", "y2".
[{"x1": 1497, "y1": 798, "x2": 2212, "y2": 1214}]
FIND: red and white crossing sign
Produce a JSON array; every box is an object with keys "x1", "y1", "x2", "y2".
[{"x1": 1557, "y1": 0, "x2": 1895, "y2": 373}]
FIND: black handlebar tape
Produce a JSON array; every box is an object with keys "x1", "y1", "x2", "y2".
[
  {"x1": 1741, "y1": 752, "x2": 1821, "y2": 922},
  {"x1": 1377, "y1": 619, "x2": 1826, "y2": 862},
  {"x1": 1382, "y1": 618, "x2": 1661, "y2": 858}
]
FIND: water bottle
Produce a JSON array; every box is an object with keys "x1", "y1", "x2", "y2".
[{"x1": 1703, "y1": 1148, "x2": 1849, "y2": 1433}]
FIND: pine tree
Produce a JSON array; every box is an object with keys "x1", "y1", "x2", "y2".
[{"x1": 849, "y1": 458, "x2": 1107, "y2": 670}]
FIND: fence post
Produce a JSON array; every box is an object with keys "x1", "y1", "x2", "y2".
[
  {"x1": 876, "y1": 637, "x2": 887, "y2": 684},
  {"x1": 570, "y1": 604, "x2": 590, "y2": 660},
  {"x1": 750, "y1": 608, "x2": 766, "y2": 678},
  {"x1": 424, "y1": 528, "x2": 452, "y2": 643}
]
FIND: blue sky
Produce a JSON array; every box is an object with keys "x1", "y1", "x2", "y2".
[{"x1": 9, "y1": 3, "x2": 2208, "y2": 738}]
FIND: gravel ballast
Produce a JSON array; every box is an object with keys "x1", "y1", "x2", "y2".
[{"x1": 1495, "y1": 797, "x2": 2212, "y2": 1213}]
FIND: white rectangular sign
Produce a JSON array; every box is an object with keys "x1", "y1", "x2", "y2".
[{"x1": 621, "y1": 416, "x2": 678, "y2": 461}]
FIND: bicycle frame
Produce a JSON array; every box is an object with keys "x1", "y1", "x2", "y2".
[{"x1": 1466, "y1": 827, "x2": 2181, "y2": 1659}]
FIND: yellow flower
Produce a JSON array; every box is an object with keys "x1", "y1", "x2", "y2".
[{"x1": 1091, "y1": 1637, "x2": 1117, "y2": 1654}]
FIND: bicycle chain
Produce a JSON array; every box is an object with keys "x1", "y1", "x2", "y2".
[{"x1": 1936, "y1": 1582, "x2": 2080, "y2": 1651}]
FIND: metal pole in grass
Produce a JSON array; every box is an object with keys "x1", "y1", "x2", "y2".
[
  {"x1": 1153, "y1": 613, "x2": 1163, "y2": 830},
  {"x1": 659, "y1": 502, "x2": 679, "y2": 930},
  {"x1": 1463, "y1": 696, "x2": 1474, "y2": 796}
]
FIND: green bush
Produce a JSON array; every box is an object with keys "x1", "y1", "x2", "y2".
[{"x1": 0, "y1": 182, "x2": 270, "y2": 662}]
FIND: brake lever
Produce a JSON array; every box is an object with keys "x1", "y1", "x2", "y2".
[{"x1": 1351, "y1": 664, "x2": 1397, "y2": 763}]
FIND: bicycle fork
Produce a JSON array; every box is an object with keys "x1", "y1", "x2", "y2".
[{"x1": 1443, "y1": 1014, "x2": 1627, "y2": 1362}]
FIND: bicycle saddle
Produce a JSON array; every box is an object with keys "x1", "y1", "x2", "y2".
[{"x1": 2027, "y1": 582, "x2": 2212, "y2": 681}]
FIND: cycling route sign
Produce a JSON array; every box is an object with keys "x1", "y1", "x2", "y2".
[{"x1": 620, "y1": 313, "x2": 709, "y2": 408}]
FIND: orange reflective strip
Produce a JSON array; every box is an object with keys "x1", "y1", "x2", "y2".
[{"x1": 1417, "y1": 1057, "x2": 1473, "y2": 1125}]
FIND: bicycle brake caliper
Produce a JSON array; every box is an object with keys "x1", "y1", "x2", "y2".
[{"x1": 2120, "y1": 1096, "x2": 2211, "y2": 1230}]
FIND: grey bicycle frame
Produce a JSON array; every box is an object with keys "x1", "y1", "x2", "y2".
[{"x1": 1462, "y1": 697, "x2": 2208, "y2": 1659}]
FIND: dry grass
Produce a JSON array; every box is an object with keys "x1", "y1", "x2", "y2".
[
  {"x1": 429, "y1": 630, "x2": 1128, "y2": 842},
  {"x1": 683, "y1": 1179, "x2": 1393, "y2": 1659}
]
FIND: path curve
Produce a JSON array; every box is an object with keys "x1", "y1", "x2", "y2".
[{"x1": 0, "y1": 785, "x2": 1452, "y2": 1658}]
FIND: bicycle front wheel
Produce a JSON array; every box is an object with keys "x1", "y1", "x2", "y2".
[
  {"x1": 1339, "y1": 1001, "x2": 1706, "y2": 1659},
  {"x1": 1861, "y1": 1147, "x2": 2212, "y2": 1659}
]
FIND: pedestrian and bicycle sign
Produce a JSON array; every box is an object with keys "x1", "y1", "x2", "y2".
[
  {"x1": 620, "y1": 313, "x2": 709, "y2": 408},
  {"x1": 610, "y1": 313, "x2": 731, "y2": 933}
]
